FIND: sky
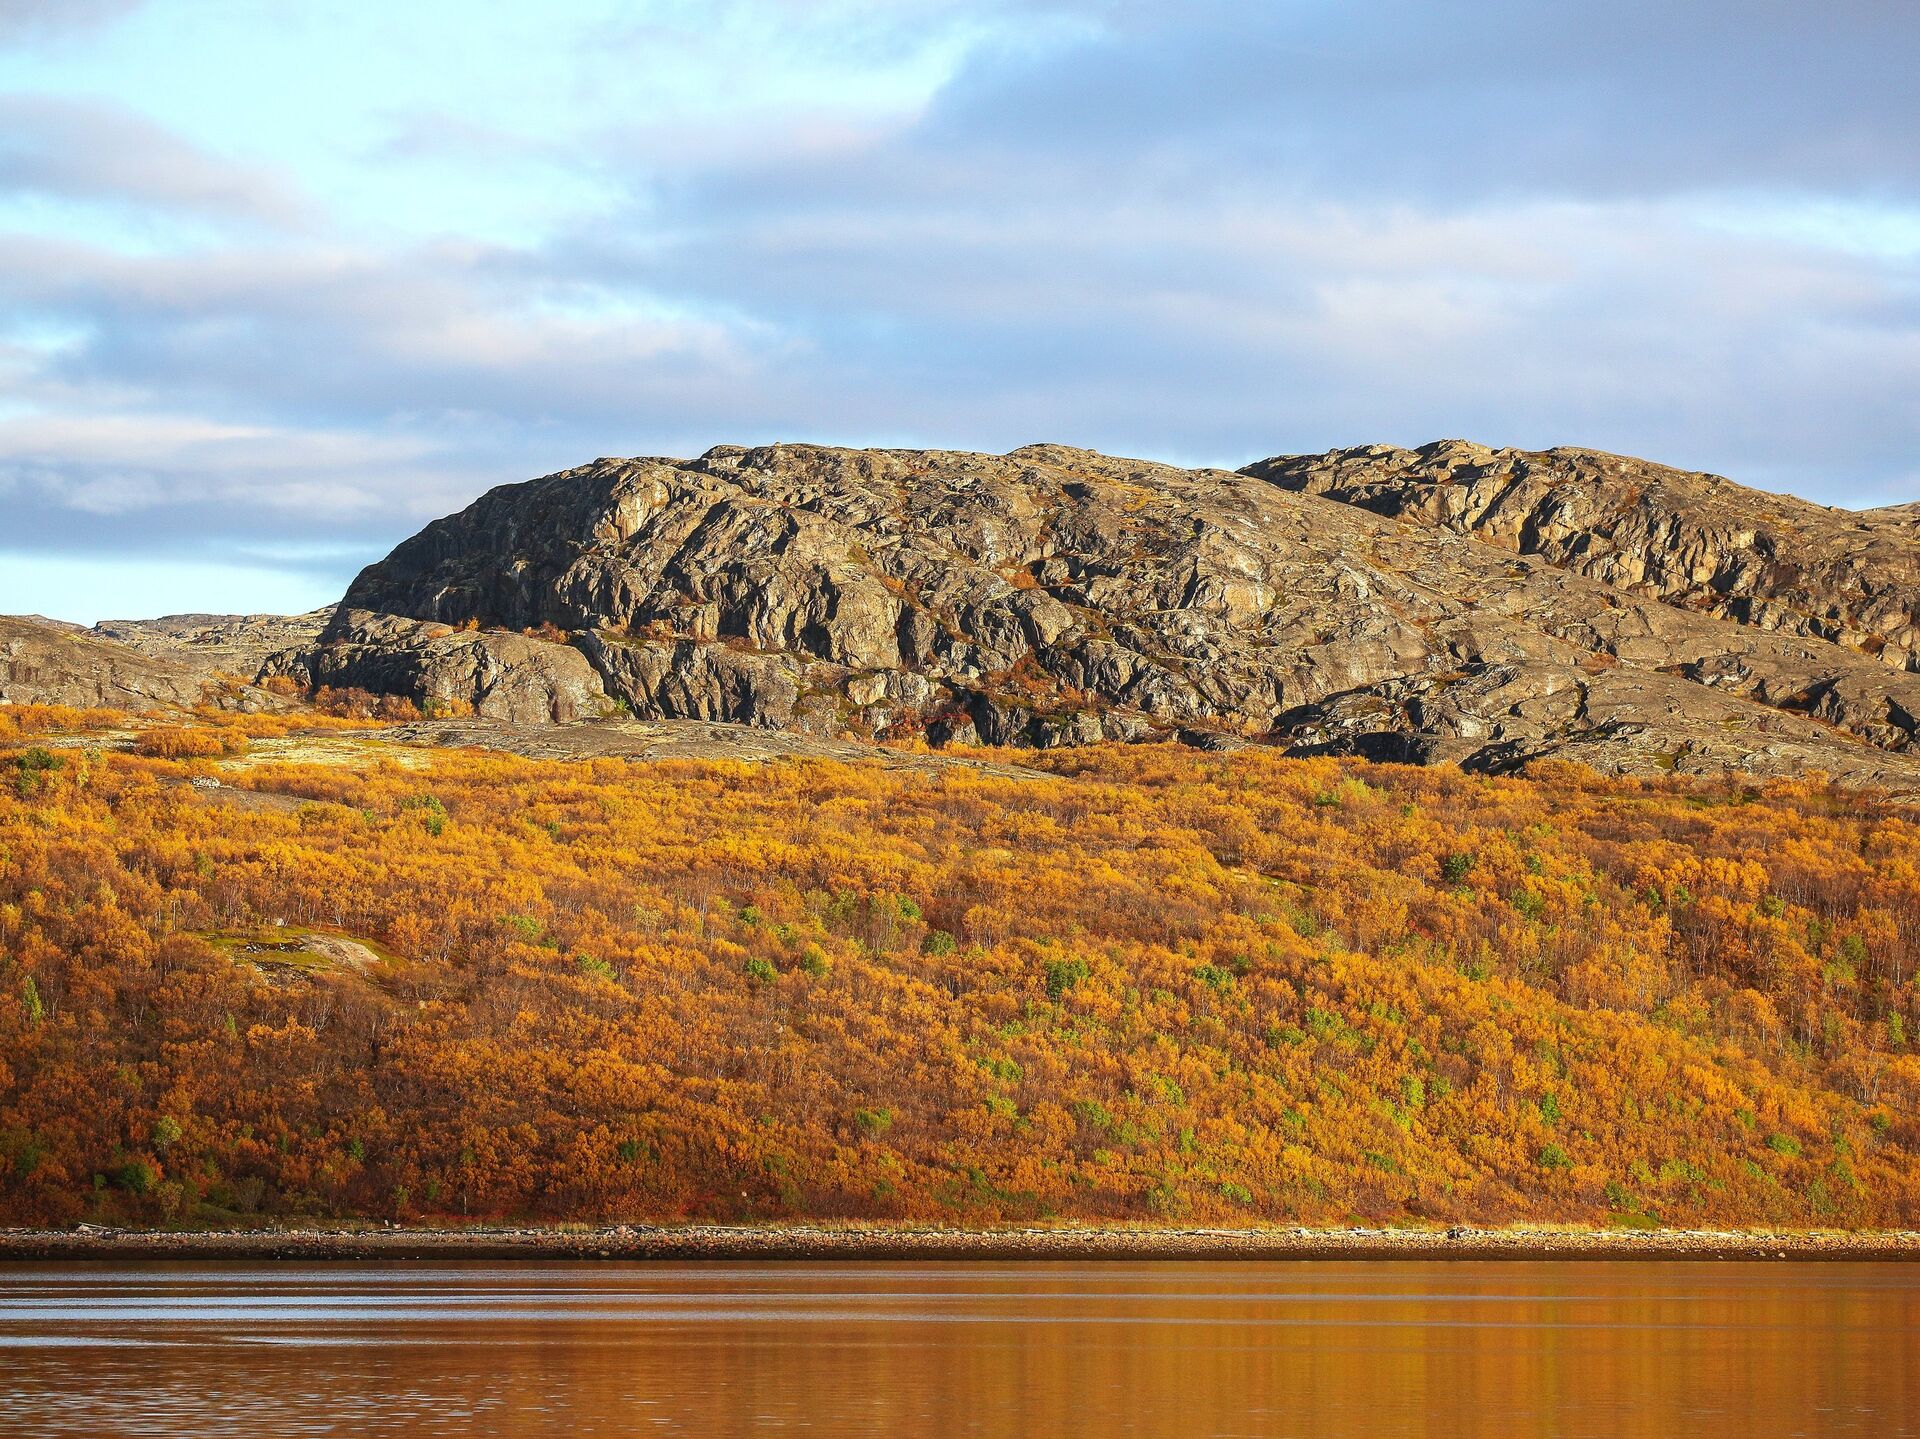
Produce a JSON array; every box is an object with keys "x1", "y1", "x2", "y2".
[{"x1": 1, "y1": 0, "x2": 1917, "y2": 622}]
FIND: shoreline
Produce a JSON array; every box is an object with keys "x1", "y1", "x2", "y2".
[{"x1": 4, "y1": 1224, "x2": 1919, "y2": 1263}]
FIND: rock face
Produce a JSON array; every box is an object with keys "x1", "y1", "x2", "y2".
[
  {"x1": 280, "y1": 441, "x2": 1920, "y2": 792},
  {"x1": 90, "y1": 610, "x2": 330, "y2": 678},
  {"x1": 1244, "y1": 440, "x2": 1920, "y2": 670},
  {"x1": 268, "y1": 610, "x2": 608, "y2": 724},
  {"x1": 0, "y1": 616, "x2": 226, "y2": 710}
]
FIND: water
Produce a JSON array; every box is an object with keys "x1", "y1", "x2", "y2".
[{"x1": 0, "y1": 1261, "x2": 1914, "y2": 1437}]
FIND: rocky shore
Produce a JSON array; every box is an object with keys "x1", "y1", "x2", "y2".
[{"x1": 5, "y1": 1224, "x2": 1917, "y2": 1263}]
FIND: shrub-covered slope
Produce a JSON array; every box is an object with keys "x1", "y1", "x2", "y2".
[{"x1": 2, "y1": 712, "x2": 1917, "y2": 1228}]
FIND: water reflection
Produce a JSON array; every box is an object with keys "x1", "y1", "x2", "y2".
[{"x1": 1, "y1": 1261, "x2": 1913, "y2": 1436}]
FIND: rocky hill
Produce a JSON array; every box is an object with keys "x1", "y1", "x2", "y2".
[
  {"x1": 1244, "y1": 440, "x2": 1920, "y2": 667},
  {"x1": 0, "y1": 612, "x2": 319, "y2": 712},
  {"x1": 0, "y1": 615, "x2": 213, "y2": 710},
  {"x1": 7, "y1": 441, "x2": 1915, "y2": 790},
  {"x1": 91, "y1": 610, "x2": 329, "y2": 677},
  {"x1": 260, "y1": 441, "x2": 1920, "y2": 793}
]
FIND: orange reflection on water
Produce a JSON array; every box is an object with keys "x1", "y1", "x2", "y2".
[{"x1": 1, "y1": 1260, "x2": 1915, "y2": 1437}]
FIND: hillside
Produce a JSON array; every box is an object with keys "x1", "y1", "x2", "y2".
[
  {"x1": 0, "y1": 612, "x2": 316, "y2": 713},
  {"x1": 2, "y1": 706, "x2": 1917, "y2": 1228},
  {"x1": 8, "y1": 440, "x2": 1920, "y2": 792},
  {"x1": 1245, "y1": 439, "x2": 1920, "y2": 666},
  {"x1": 260, "y1": 441, "x2": 1920, "y2": 793}
]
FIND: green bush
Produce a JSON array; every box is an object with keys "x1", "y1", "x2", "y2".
[
  {"x1": 1440, "y1": 852, "x2": 1476, "y2": 884},
  {"x1": 12, "y1": 746, "x2": 64, "y2": 796},
  {"x1": 1071, "y1": 1099, "x2": 1115, "y2": 1133},
  {"x1": 402, "y1": 794, "x2": 448, "y2": 836},
  {"x1": 114, "y1": 1160, "x2": 159, "y2": 1195},
  {"x1": 1044, "y1": 956, "x2": 1090, "y2": 999}
]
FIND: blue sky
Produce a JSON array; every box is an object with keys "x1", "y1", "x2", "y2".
[{"x1": 2, "y1": 0, "x2": 1917, "y2": 622}]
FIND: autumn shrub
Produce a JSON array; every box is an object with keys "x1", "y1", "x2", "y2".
[
  {"x1": 0, "y1": 704, "x2": 125, "y2": 740},
  {"x1": 313, "y1": 686, "x2": 382, "y2": 719},
  {"x1": 136, "y1": 726, "x2": 246, "y2": 759},
  {"x1": 4, "y1": 739, "x2": 1920, "y2": 1228}
]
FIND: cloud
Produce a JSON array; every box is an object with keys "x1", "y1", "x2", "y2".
[
  {"x1": 0, "y1": 94, "x2": 309, "y2": 226},
  {"x1": 0, "y1": 1, "x2": 143, "y2": 43},
  {"x1": 2, "y1": 0, "x2": 1918, "y2": 616},
  {"x1": 0, "y1": 410, "x2": 454, "y2": 543},
  {"x1": 7, "y1": 180, "x2": 1914, "y2": 531},
  {"x1": 915, "y1": 0, "x2": 1920, "y2": 203}
]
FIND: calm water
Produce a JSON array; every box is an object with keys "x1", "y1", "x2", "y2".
[{"x1": 0, "y1": 1261, "x2": 1914, "y2": 1437}]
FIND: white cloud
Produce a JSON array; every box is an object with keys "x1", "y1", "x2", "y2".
[
  {"x1": 0, "y1": 0, "x2": 1916, "y2": 618},
  {"x1": 0, "y1": 1, "x2": 142, "y2": 43},
  {"x1": 0, "y1": 94, "x2": 310, "y2": 226}
]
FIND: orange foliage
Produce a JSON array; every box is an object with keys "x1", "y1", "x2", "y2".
[
  {"x1": 186, "y1": 708, "x2": 402, "y2": 739},
  {"x1": 1, "y1": 732, "x2": 1918, "y2": 1230},
  {"x1": 312, "y1": 686, "x2": 382, "y2": 719},
  {"x1": 0, "y1": 705, "x2": 125, "y2": 741},
  {"x1": 135, "y1": 726, "x2": 249, "y2": 759}
]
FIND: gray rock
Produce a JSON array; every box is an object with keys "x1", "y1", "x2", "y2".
[
  {"x1": 90, "y1": 610, "x2": 330, "y2": 677},
  {"x1": 266, "y1": 440, "x2": 1920, "y2": 793},
  {"x1": 1244, "y1": 439, "x2": 1920, "y2": 671},
  {"x1": 0, "y1": 615, "x2": 291, "y2": 712},
  {"x1": 266, "y1": 611, "x2": 609, "y2": 723}
]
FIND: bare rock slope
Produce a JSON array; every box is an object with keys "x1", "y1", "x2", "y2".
[
  {"x1": 0, "y1": 612, "x2": 319, "y2": 712},
  {"x1": 91, "y1": 610, "x2": 330, "y2": 678},
  {"x1": 276, "y1": 441, "x2": 1920, "y2": 793},
  {"x1": 1, "y1": 616, "x2": 213, "y2": 709},
  {"x1": 1245, "y1": 440, "x2": 1920, "y2": 669}
]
